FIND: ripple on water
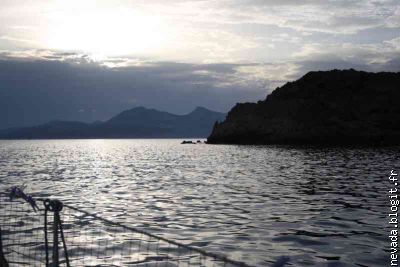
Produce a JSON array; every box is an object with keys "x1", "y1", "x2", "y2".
[{"x1": 0, "y1": 139, "x2": 398, "y2": 267}]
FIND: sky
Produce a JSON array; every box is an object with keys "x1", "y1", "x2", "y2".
[{"x1": 0, "y1": 0, "x2": 399, "y2": 128}]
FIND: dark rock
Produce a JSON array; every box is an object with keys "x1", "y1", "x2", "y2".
[
  {"x1": 207, "y1": 69, "x2": 400, "y2": 145},
  {"x1": 181, "y1": 140, "x2": 195, "y2": 144}
]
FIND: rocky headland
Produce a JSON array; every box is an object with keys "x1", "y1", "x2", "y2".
[{"x1": 207, "y1": 69, "x2": 400, "y2": 145}]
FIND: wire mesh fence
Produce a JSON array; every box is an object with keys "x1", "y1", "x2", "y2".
[
  {"x1": 0, "y1": 189, "x2": 252, "y2": 267},
  {"x1": 60, "y1": 205, "x2": 235, "y2": 267},
  {"x1": 0, "y1": 192, "x2": 47, "y2": 266}
]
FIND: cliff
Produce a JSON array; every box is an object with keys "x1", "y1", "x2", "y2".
[{"x1": 207, "y1": 69, "x2": 400, "y2": 145}]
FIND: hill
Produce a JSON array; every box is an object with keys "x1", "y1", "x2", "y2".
[
  {"x1": 207, "y1": 69, "x2": 400, "y2": 145},
  {"x1": 0, "y1": 107, "x2": 226, "y2": 139}
]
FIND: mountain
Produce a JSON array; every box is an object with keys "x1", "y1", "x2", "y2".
[
  {"x1": 0, "y1": 107, "x2": 226, "y2": 139},
  {"x1": 207, "y1": 69, "x2": 400, "y2": 145}
]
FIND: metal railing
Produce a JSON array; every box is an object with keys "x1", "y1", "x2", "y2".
[{"x1": 0, "y1": 187, "x2": 258, "y2": 267}]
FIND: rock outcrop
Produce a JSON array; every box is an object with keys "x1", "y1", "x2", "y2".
[{"x1": 207, "y1": 69, "x2": 400, "y2": 145}]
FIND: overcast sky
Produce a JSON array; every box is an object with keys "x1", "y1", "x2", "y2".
[{"x1": 0, "y1": 0, "x2": 399, "y2": 128}]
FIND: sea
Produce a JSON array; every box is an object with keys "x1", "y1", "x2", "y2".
[{"x1": 0, "y1": 139, "x2": 397, "y2": 266}]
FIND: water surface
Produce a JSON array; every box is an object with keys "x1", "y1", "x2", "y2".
[{"x1": 0, "y1": 139, "x2": 397, "y2": 266}]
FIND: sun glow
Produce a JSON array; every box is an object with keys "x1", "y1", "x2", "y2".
[{"x1": 45, "y1": 5, "x2": 168, "y2": 57}]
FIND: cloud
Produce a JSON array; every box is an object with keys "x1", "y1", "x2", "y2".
[
  {"x1": 0, "y1": 0, "x2": 399, "y2": 128},
  {"x1": 386, "y1": 5, "x2": 400, "y2": 27},
  {"x1": 0, "y1": 35, "x2": 38, "y2": 45},
  {"x1": 0, "y1": 46, "x2": 398, "y2": 129},
  {"x1": 385, "y1": 37, "x2": 400, "y2": 50},
  {"x1": 0, "y1": 49, "x2": 100, "y2": 66},
  {"x1": 214, "y1": 0, "x2": 398, "y2": 34},
  {"x1": 140, "y1": 0, "x2": 395, "y2": 35},
  {"x1": 292, "y1": 36, "x2": 400, "y2": 70},
  {"x1": 0, "y1": 56, "x2": 269, "y2": 128},
  {"x1": 0, "y1": 0, "x2": 399, "y2": 64}
]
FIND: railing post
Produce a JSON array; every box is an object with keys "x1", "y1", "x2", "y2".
[
  {"x1": 52, "y1": 211, "x2": 59, "y2": 267},
  {"x1": 44, "y1": 199, "x2": 64, "y2": 267},
  {"x1": 0, "y1": 227, "x2": 9, "y2": 267}
]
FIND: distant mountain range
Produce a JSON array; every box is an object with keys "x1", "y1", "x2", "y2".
[{"x1": 0, "y1": 106, "x2": 226, "y2": 139}]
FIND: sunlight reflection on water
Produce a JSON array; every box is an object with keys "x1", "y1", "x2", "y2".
[{"x1": 0, "y1": 139, "x2": 398, "y2": 266}]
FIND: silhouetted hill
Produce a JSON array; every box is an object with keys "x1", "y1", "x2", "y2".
[
  {"x1": 207, "y1": 69, "x2": 400, "y2": 145},
  {"x1": 0, "y1": 107, "x2": 226, "y2": 139}
]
